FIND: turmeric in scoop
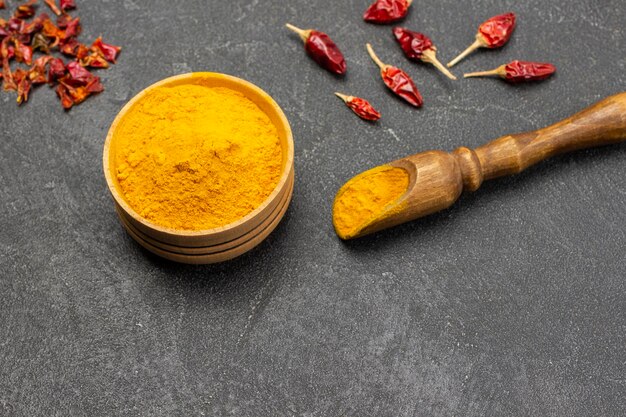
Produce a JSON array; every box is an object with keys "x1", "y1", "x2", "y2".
[
  {"x1": 113, "y1": 83, "x2": 283, "y2": 231},
  {"x1": 333, "y1": 166, "x2": 409, "y2": 239}
]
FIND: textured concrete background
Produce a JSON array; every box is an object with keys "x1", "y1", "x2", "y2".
[{"x1": 1, "y1": 0, "x2": 625, "y2": 415}]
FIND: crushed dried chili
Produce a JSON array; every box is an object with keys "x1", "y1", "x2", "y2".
[
  {"x1": 335, "y1": 93, "x2": 381, "y2": 121},
  {"x1": 0, "y1": 1, "x2": 121, "y2": 108},
  {"x1": 464, "y1": 60, "x2": 556, "y2": 83},
  {"x1": 392, "y1": 27, "x2": 457, "y2": 80},
  {"x1": 285, "y1": 23, "x2": 346, "y2": 75},
  {"x1": 363, "y1": 0, "x2": 412, "y2": 24},
  {"x1": 447, "y1": 12, "x2": 516, "y2": 68},
  {"x1": 366, "y1": 43, "x2": 422, "y2": 107}
]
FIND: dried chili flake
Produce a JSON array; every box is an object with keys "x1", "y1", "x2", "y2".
[
  {"x1": 464, "y1": 60, "x2": 556, "y2": 83},
  {"x1": 31, "y1": 32, "x2": 50, "y2": 52},
  {"x1": 81, "y1": 50, "x2": 108, "y2": 68},
  {"x1": 285, "y1": 23, "x2": 346, "y2": 75},
  {"x1": 0, "y1": 0, "x2": 120, "y2": 108},
  {"x1": 62, "y1": 16, "x2": 80, "y2": 38},
  {"x1": 392, "y1": 27, "x2": 457, "y2": 80},
  {"x1": 55, "y1": 83, "x2": 72, "y2": 108},
  {"x1": 22, "y1": 13, "x2": 50, "y2": 35},
  {"x1": 364, "y1": 0, "x2": 412, "y2": 24},
  {"x1": 44, "y1": 0, "x2": 62, "y2": 16},
  {"x1": 60, "y1": 0, "x2": 75, "y2": 11},
  {"x1": 47, "y1": 56, "x2": 65, "y2": 80},
  {"x1": 29, "y1": 55, "x2": 52, "y2": 83},
  {"x1": 56, "y1": 12, "x2": 71, "y2": 28},
  {"x1": 91, "y1": 36, "x2": 121, "y2": 63},
  {"x1": 447, "y1": 12, "x2": 516, "y2": 68},
  {"x1": 16, "y1": 72, "x2": 31, "y2": 104},
  {"x1": 15, "y1": 0, "x2": 38, "y2": 19},
  {"x1": 65, "y1": 60, "x2": 92, "y2": 82},
  {"x1": 335, "y1": 93, "x2": 381, "y2": 121},
  {"x1": 13, "y1": 38, "x2": 33, "y2": 64},
  {"x1": 366, "y1": 43, "x2": 422, "y2": 107}
]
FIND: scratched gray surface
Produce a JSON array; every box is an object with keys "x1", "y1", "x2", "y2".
[{"x1": 1, "y1": 0, "x2": 625, "y2": 416}]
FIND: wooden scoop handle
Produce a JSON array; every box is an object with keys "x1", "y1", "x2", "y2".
[{"x1": 453, "y1": 92, "x2": 626, "y2": 192}]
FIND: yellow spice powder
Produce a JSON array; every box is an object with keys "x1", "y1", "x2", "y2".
[
  {"x1": 333, "y1": 166, "x2": 409, "y2": 239},
  {"x1": 113, "y1": 84, "x2": 283, "y2": 231}
]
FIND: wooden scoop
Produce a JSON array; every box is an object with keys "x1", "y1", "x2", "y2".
[{"x1": 333, "y1": 92, "x2": 626, "y2": 239}]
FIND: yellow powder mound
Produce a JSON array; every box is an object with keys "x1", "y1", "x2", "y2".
[
  {"x1": 113, "y1": 84, "x2": 283, "y2": 231},
  {"x1": 333, "y1": 166, "x2": 409, "y2": 239}
]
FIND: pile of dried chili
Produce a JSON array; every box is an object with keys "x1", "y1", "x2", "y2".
[
  {"x1": 0, "y1": 0, "x2": 121, "y2": 109},
  {"x1": 464, "y1": 60, "x2": 556, "y2": 83}
]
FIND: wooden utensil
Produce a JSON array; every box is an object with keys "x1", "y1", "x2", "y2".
[{"x1": 334, "y1": 92, "x2": 626, "y2": 239}]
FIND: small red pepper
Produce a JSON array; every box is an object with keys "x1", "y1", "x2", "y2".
[
  {"x1": 366, "y1": 43, "x2": 422, "y2": 107},
  {"x1": 464, "y1": 60, "x2": 556, "y2": 83},
  {"x1": 285, "y1": 23, "x2": 346, "y2": 75},
  {"x1": 335, "y1": 93, "x2": 381, "y2": 121},
  {"x1": 44, "y1": 0, "x2": 62, "y2": 16},
  {"x1": 363, "y1": 0, "x2": 412, "y2": 24},
  {"x1": 0, "y1": 1, "x2": 6, "y2": 9},
  {"x1": 447, "y1": 12, "x2": 516, "y2": 68},
  {"x1": 392, "y1": 27, "x2": 457, "y2": 80}
]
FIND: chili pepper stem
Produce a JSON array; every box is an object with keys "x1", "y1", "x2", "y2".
[
  {"x1": 463, "y1": 66, "x2": 506, "y2": 78},
  {"x1": 285, "y1": 23, "x2": 311, "y2": 42},
  {"x1": 447, "y1": 38, "x2": 484, "y2": 68},
  {"x1": 335, "y1": 92, "x2": 352, "y2": 102},
  {"x1": 421, "y1": 49, "x2": 457, "y2": 80},
  {"x1": 366, "y1": 43, "x2": 386, "y2": 70}
]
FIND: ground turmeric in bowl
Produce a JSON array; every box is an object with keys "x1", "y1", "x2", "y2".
[{"x1": 111, "y1": 84, "x2": 283, "y2": 231}]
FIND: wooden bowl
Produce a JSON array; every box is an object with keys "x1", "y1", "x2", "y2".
[{"x1": 102, "y1": 72, "x2": 295, "y2": 264}]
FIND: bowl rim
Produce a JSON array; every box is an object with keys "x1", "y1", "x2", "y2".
[{"x1": 102, "y1": 72, "x2": 295, "y2": 238}]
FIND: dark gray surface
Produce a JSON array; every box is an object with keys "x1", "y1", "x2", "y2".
[{"x1": 1, "y1": 0, "x2": 625, "y2": 415}]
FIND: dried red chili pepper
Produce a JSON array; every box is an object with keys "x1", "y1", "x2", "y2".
[
  {"x1": 464, "y1": 60, "x2": 556, "y2": 83},
  {"x1": 285, "y1": 23, "x2": 346, "y2": 75},
  {"x1": 335, "y1": 92, "x2": 381, "y2": 121},
  {"x1": 363, "y1": 0, "x2": 412, "y2": 24},
  {"x1": 44, "y1": 0, "x2": 61, "y2": 16},
  {"x1": 392, "y1": 27, "x2": 457, "y2": 80},
  {"x1": 91, "y1": 36, "x2": 121, "y2": 63},
  {"x1": 0, "y1": 1, "x2": 6, "y2": 9},
  {"x1": 447, "y1": 12, "x2": 516, "y2": 68},
  {"x1": 60, "y1": 0, "x2": 75, "y2": 12},
  {"x1": 366, "y1": 43, "x2": 422, "y2": 107}
]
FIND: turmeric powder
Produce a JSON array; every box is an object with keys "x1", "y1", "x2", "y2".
[
  {"x1": 333, "y1": 166, "x2": 409, "y2": 239},
  {"x1": 113, "y1": 84, "x2": 283, "y2": 231}
]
